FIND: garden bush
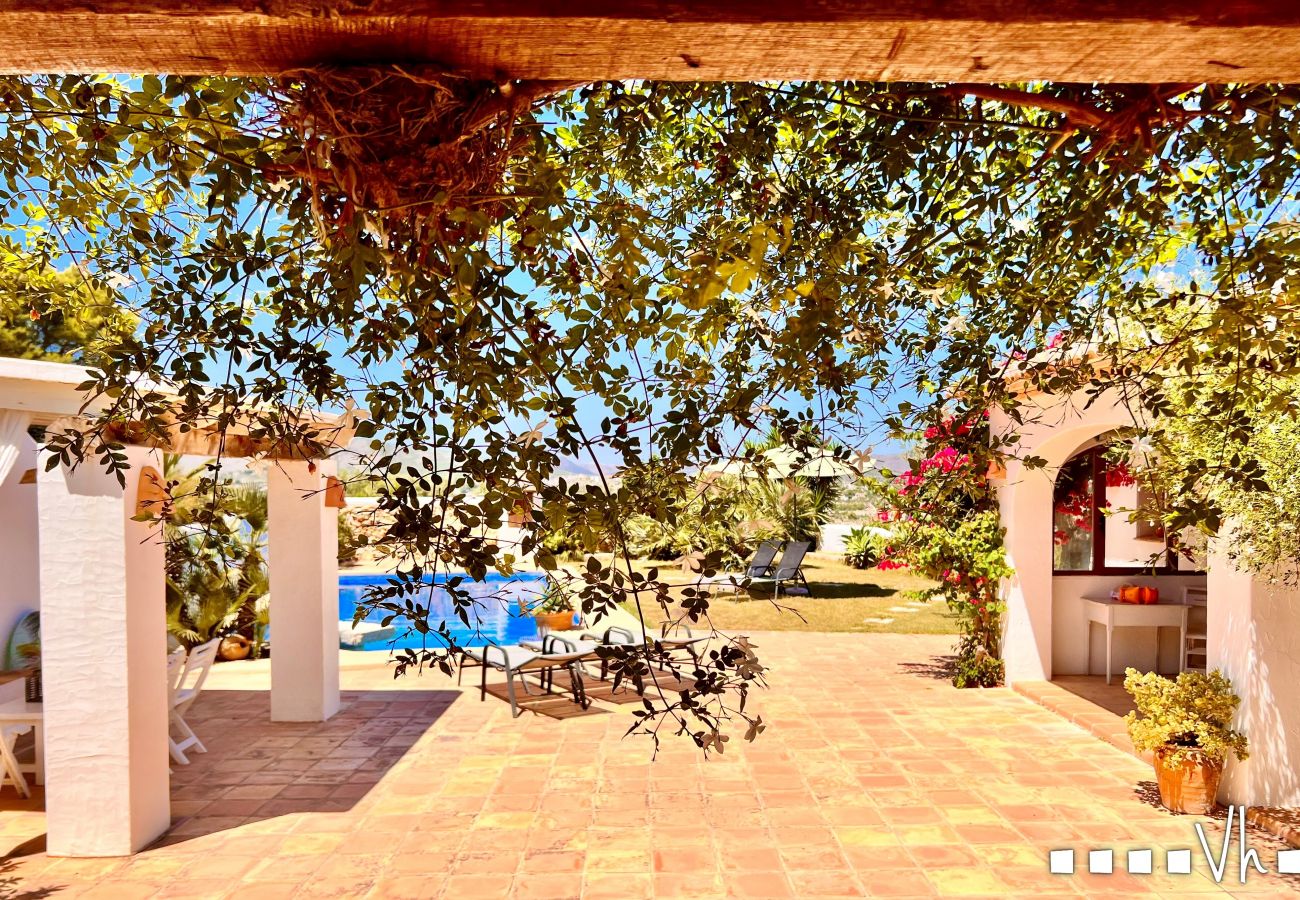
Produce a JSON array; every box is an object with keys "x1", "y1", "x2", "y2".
[{"x1": 842, "y1": 526, "x2": 884, "y2": 569}]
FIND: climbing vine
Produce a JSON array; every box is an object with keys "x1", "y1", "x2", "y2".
[{"x1": 0, "y1": 76, "x2": 1297, "y2": 742}]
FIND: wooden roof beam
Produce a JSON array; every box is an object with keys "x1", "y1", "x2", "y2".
[{"x1": 4, "y1": 2, "x2": 1300, "y2": 82}]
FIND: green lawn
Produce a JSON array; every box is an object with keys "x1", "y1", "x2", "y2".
[{"x1": 595, "y1": 553, "x2": 959, "y2": 635}]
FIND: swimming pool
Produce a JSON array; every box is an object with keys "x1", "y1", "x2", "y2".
[{"x1": 338, "y1": 572, "x2": 560, "y2": 650}]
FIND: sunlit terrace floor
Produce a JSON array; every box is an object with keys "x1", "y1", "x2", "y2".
[
  {"x1": 1013, "y1": 676, "x2": 1139, "y2": 759},
  {"x1": 3, "y1": 633, "x2": 1300, "y2": 898}
]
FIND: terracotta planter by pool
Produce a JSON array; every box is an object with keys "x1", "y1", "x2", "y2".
[
  {"x1": 1154, "y1": 747, "x2": 1223, "y2": 815},
  {"x1": 218, "y1": 634, "x2": 252, "y2": 661},
  {"x1": 533, "y1": 611, "x2": 575, "y2": 633}
]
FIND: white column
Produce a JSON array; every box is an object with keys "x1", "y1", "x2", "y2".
[
  {"x1": 38, "y1": 446, "x2": 170, "y2": 856},
  {"x1": 268, "y1": 459, "x2": 339, "y2": 722},
  {"x1": 998, "y1": 463, "x2": 1055, "y2": 683}
]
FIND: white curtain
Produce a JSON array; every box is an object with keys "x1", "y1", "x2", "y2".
[{"x1": 0, "y1": 409, "x2": 32, "y2": 486}]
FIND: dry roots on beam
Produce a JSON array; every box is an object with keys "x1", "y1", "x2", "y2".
[
  {"x1": 270, "y1": 65, "x2": 574, "y2": 260},
  {"x1": 946, "y1": 83, "x2": 1211, "y2": 165}
]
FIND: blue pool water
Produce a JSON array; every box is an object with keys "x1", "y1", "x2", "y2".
[{"x1": 338, "y1": 572, "x2": 562, "y2": 650}]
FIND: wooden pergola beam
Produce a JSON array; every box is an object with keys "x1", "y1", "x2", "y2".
[{"x1": 5, "y1": 2, "x2": 1300, "y2": 82}]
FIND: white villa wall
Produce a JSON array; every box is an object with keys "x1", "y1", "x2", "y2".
[
  {"x1": 0, "y1": 433, "x2": 39, "y2": 702},
  {"x1": 819, "y1": 523, "x2": 854, "y2": 554},
  {"x1": 1208, "y1": 550, "x2": 1300, "y2": 807}
]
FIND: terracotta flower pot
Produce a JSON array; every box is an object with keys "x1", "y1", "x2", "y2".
[
  {"x1": 218, "y1": 634, "x2": 252, "y2": 661},
  {"x1": 1153, "y1": 747, "x2": 1223, "y2": 814},
  {"x1": 533, "y1": 611, "x2": 575, "y2": 633}
]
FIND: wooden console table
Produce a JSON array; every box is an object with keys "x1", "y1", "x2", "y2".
[{"x1": 1082, "y1": 597, "x2": 1189, "y2": 685}]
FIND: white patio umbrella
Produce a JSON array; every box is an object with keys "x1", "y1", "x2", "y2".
[
  {"x1": 759, "y1": 446, "x2": 801, "y2": 477},
  {"x1": 793, "y1": 454, "x2": 861, "y2": 479},
  {"x1": 701, "y1": 449, "x2": 797, "y2": 479},
  {"x1": 699, "y1": 457, "x2": 762, "y2": 479},
  {"x1": 703, "y1": 447, "x2": 874, "y2": 480}
]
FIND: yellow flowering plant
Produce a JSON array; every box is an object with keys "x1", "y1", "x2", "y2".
[{"x1": 1123, "y1": 668, "x2": 1249, "y2": 767}]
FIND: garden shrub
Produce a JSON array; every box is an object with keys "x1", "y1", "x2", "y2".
[
  {"x1": 338, "y1": 511, "x2": 370, "y2": 564},
  {"x1": 1123, "y1": 668, "x2": 1249, "y2": 766},
  {"x1": 877, "y1": 414, "x2": 1012, "y2": 686},
  {"x1": 842, "y1": 526, "x2": 883, "y2": 569}
]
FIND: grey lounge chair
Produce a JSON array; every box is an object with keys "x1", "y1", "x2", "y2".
[
  {"x1": 699, "y1": 540, "x2": 783, "y2": 592},
  {"x1": 745, "y1": 540, "x2": 782, "y2": 577},
  {"x1": 745, "y1": 540, "x2": 812, "y2": 598},
  {"x1": 463, "y1": 642, "x2": 595, "y2": 717}
]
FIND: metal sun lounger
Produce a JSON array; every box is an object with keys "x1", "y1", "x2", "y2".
[
  {"x1": 744, "y1": 540, "x2": 813, "y2": 598},
  {"x1": 463, "y1": 642, "x2": 597, "y2": 718}
]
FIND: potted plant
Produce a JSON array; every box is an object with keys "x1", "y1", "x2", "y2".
[
  {"x1": 1123, "y1": 667, "x2": 1249, "y2": 814},
  {"x1": 528, "y1": 581, "x2": 578, "y2": 634},
  {"x1": 14, "y1": 640, "x2": 40, "y2": 702}
]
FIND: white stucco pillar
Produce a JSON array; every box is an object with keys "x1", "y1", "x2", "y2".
[
  {"x1": 38, "y1": 446, "x2": 170, "y2": 856},
  {"x1": 1208, "y1": 543, "x2": 1300, "y2": 806},
  {"x1": 998, "y1": 462, "x2": 1056, "y2": 683},
  {"x1": 267, "y1": 459, "x2": 339, "y2": 722}
]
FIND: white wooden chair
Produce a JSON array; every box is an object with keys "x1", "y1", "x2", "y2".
[
  {"x1": 169, "y1": 638, "x2": 219, "y2": 764},
  {"x1": 166, "y1": 646, "x2": 188, "y2": 765},
  {"x1": 1182, "y1": 584, "x2": 1209, "y2": 673},
  {"x1": 0, "y1": 724, "x2": 31, "y2": 798}
]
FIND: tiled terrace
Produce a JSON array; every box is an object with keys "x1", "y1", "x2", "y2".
[{"x1": 3, "y1": 632, "x2": 1300, "y2": 899}]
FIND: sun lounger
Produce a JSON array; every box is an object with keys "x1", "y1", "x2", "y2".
[
  {"x1": 744, "y1": 540, "x2": 813, "y2": 598},
  {"x1": 464, "y1": 642, "x2": 595, "y2": 718},
  {"x1": 698, "y1": 540, "x2": 783, "y2": 591}
]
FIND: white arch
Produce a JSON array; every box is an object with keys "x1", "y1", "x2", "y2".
[{"x1": 993, "y1": 390, "x2": 1138, "y2": 683}]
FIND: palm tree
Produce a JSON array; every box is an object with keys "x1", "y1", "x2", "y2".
[{"x1": 162, "y1": 456, "x2": 271, "y2": 648}]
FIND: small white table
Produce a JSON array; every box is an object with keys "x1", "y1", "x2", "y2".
[
  {"x1": 1083, "y1": 597, "x2": 1189, "y2": 685},
  {"x1": 0, "y1": 699, "x2": 43, "y2": 797}
]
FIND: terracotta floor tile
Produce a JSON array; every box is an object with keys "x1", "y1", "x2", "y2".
[
  {"x1": 366, "y1": 874, "x2": 445, "y2": 899},
  {"x1": 719, "y1": 847, "x2": 784, "y2": 871},
  {"x1": 507, "y1": 873, "x2": 585, "y2": 899},
  {"x1": 786, "y1": 869, "x2": 868, "y2": 896},
  {"x1": 653, "y1": 872, "x2": 726, "y2": 897},
  {"x1": 518, "y1": 850, "x2": 585, "y2": 874},
  {"x1": 582, "y1": 873, "x2": 653, "y2": 899},
  {"x1": 858, "y1": 868, "x2": 938, "y2": 896},
  {"x1": 726, "y1": 871, "x2": 795, "y2": 898},
  {"x1": 441, "y1": 873, "x2": 515, "y2": 899}
]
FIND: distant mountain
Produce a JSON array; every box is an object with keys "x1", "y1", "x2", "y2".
[
  {"x1": 554, "y1": 457, "x2": 598, "y2": 477},
  {"x1": 872, "y1": 452, "x2": 910, "y2": 475}
]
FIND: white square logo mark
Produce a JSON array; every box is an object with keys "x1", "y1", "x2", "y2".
[
  {"x1": 1127, "y1": 849, "x2": 1153, "y2": 874},
  {"x1": 1049, "y1": 849, "x2": 1075, "y2": 874}
]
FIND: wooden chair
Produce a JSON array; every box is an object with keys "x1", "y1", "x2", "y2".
[
  {"x1": 1182, "y1": 584, "x2": 1209, "y2": 673},
  {"x1": 0, "y1": 723, "x2": 30, "y2": 797}
]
